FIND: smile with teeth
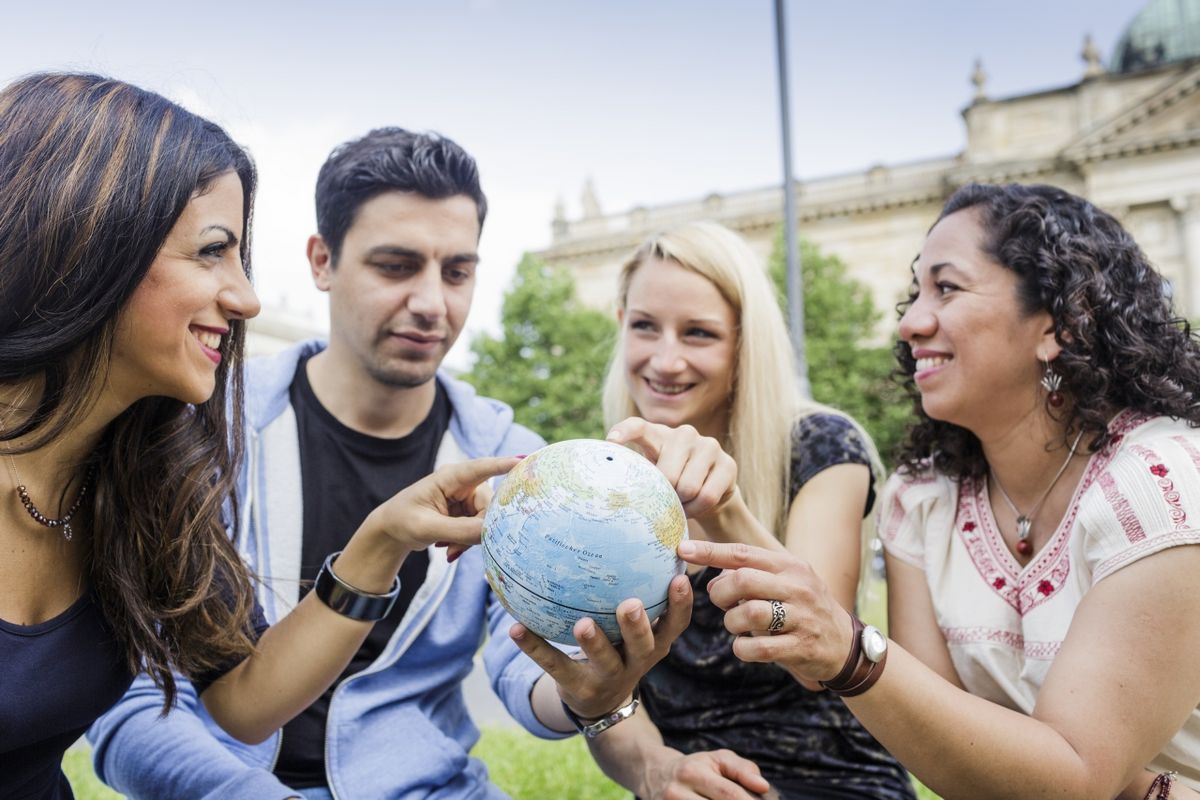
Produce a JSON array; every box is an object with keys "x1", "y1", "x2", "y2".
[
  {"x1": 647, "y1": 379, "x2": 692, "y2": 395},
  {"x1": 915, "y1": 356, "x2": 950, "y2": 371},
  {"x1": 193, "y1": 330, "x2": 222, "y2": 351}
]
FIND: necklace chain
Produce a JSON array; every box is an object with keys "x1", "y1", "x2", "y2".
[
  {"x1": 6, "y1": 455, "x2": 93, "y2": 541},
  {"x1": 990, "y1": 429, "x2": 1085, "y2": 550}
]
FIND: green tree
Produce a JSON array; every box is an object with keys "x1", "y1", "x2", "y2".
[
  {"x1": 769, "y1": 233, "x2": 911, "y2": 465},
  {"x1": 465, "y1": 254, "x2": 616, "y2": 442}
]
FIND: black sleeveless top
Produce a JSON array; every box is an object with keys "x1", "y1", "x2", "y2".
[
  {"x1": 639, "y1": 414, "x2": 914, "y2": 800},
  {"x1": 0, "y1": 592, "x2": 133, "y2": 799}
]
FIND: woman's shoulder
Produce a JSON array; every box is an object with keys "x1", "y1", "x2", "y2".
[{"x1": 791, "y1": 411, "x2": 870, "y2": 464}]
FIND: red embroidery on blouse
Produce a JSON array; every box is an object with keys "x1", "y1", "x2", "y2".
[
  {"x1": 963, "y1": 521, "x2": 976, "y2": 532},
  {"x1": 940, "y1": 627, "x2": 1063, "y2": 659},
  {"x1": 1098, "y1": 470, "x2": 1146, "y2": 543},
  {"x1": 1037, "y1": 579, "x2": 1054, "y2": 595},
  {"x1": 1132, "y1": 444, "x2": 1187, "y2": 530}
]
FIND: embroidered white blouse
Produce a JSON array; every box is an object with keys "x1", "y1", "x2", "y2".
[{"x1": 880, "y1": 411, "x2": 1200, "y2": 785}]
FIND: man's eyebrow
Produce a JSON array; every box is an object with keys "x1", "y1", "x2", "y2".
[
  {"x1": 363, "y1": 246, "x2": 479, "y2": 265},
  {"x1": 365, "y1": 245, "x2": 423, "y2": 259}
]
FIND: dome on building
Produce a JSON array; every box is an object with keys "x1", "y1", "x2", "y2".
[{"x1": 1111, "y1": 0, "x2": 1200, "y2": 73}]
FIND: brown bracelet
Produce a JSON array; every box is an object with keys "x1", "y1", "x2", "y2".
[
  {"x1": 1145, "y1": 771, "x2": 1177, "y2": 800},
  {"x1": 819, "y1": 615, "x2": 864, "y2": 690},
  {"x1": 820, "y1": 614, "x2": 889, "y2": 697}
]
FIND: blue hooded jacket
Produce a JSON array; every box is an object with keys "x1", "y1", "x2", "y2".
[{"x1": 88, "y1": 340, "x2": 561, "y2": 799}]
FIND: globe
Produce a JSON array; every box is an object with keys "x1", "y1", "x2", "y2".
[{"x1": 481, "y1": 439, "x2": 687, "y2": 645}]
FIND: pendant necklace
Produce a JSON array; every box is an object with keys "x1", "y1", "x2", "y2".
[
  {"x1": 990, "y1": 429, "x2": 1085, "y2": 557},
  {"x1": 6, "y1": 455, "x2": 94, "y2": 541}
]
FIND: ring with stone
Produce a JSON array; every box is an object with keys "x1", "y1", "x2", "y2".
[{"x1": 767, "y1": 599, "x2": 786, "y2": 634}]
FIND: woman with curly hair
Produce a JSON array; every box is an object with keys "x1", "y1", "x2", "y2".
[
  {"x1": 0, "y1": 72, "x2": 513, "y2": 799},
  {"x1": 678, "y1": 184, "x2": 1200, "y2": 798}
]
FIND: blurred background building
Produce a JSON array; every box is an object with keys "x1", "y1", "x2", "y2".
[{"x1": 537, "y1": 0, "x2": 1200, "y2": 324}]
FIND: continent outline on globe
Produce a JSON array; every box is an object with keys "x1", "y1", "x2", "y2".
[{"x1": 481, "y1": 439, "x2": 687, "y2": 645}]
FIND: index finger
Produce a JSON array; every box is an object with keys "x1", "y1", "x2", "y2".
[
  {"x1": 435, "y1": 456, "x2": 521, "y2": 497},
  {"x1": 606, "y1": 417, "x2": 665, "y2": 462},
  {"x1": 677, "y1": 540, "x2": 781, "y2": 573}
]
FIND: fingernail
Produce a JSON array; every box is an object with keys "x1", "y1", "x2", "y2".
[
  {"x1": 678, "y1": 542, "x2": 696, "y2": 556},
  {"x1": 447, "y1": 551, "x2": 460, "y2": 563},
  {"x1": 514, "y1": 454, "x2": 527, "y2": 460},
  {"x1": 605, "y1": 428, "x2": 618, "y2": 440}
]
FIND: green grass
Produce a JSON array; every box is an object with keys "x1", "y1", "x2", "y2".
[
  {"x1": 474, "y1": 727, "x2": 627, "y2": 799},
  {"x1": 67, "y1": 730, "x2": 941, "y2": 798},
  {"x1": 63, "y1": 748, "x2": 122, "y2": 799}
]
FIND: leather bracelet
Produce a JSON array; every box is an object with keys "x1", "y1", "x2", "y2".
[
  {"x1": 560, "y1": 687, "x2": 640, "y2": 739},
  {"x1": 833, "y1": 646, "x2": 888, "y2": 697},
  {"x1": 819, "y1": 615, "x2": 864, "y2": 692},
  {"x1": 313, "y1": 551, "x2": 400, "y2": 622}
]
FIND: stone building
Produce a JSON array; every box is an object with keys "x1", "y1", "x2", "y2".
[{"x1": 536, "y1": 0, "x2": 1200, "y2": 324}]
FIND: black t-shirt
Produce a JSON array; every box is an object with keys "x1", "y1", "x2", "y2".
[{"x1": 274, "y1": 356, "x2": 451, "y2": 788}]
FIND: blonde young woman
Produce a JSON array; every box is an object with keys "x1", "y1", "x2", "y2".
[{"x1": 589, "y1": 222, "x2": 914, "y2": 800}]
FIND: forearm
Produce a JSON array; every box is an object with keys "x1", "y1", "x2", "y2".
[
  {"x1": 845, "y1": 645, "x2": 1122, "y2": 800},
  {"x1": 203, "y1": 520, "x2": 409, "y2": 743},
  {"x1": 529, "y1": 672, "x2": 578, "y2": 734},
  {"x1": 584, "y1": 711, "x2": 670, "y2": 797}
]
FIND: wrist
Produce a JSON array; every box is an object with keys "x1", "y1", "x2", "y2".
[
  {"x1": 561, "y1": 689, "x2": 640, "y2": 738},
  {"x1": 819, "y1": 611, "x2": 889, "y2": 697}
]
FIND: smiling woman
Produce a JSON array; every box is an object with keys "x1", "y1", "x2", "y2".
[{"x1": 0, "y1": 72, "x2": 519, "y2": 799}]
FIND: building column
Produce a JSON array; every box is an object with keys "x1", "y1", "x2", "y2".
[{"x1": 1171, "y1": 195, "x2": 1200, "y2": 319}]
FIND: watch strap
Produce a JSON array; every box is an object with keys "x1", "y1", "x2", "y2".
[
  {"x1": 561, "y1": 687, "x2": 641, "y2": 739},
  {"x1": 313, "y1": 551, "x2": 400, "y2": 622},
  {"x1": 833, "y1": 645, "x2": 888, "y2": 698},
  {"x1": 819, "y1": 614, "x2": 865, "y2": 691}
]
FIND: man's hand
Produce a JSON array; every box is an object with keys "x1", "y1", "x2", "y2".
[{"x1": 512, "y1": 574, "x2": 693, "y2": 719}]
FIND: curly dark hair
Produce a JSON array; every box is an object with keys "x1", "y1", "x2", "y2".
[{"x1": 894, "y1": 182, "x2": 1200, "y2": 479}]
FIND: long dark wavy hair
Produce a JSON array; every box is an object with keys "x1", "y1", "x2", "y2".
[
  {"x1": 0, "y1": 72, "x2": 258, "y2": 707},
  {"x1": 894, "y1": 182, "x2": 1200, "y2": 479}
]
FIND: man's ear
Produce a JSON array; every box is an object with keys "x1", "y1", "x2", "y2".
[{"x1": 308, "y1": 235, "x2": 334, "y2": 291}]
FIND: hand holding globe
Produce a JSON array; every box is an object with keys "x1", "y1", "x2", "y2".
[{"x1": 485, "y1": 419, "x2": 741, "y2": 722}]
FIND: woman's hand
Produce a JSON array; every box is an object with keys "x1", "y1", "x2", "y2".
[
  {"x1": 515, "y1": 574, "x2": 693, "y2": 720},
  {"x1": 643, "y1": 747, "x2": 773, "y2": 800},
  {"x1": 677, "y1": 540, "x2": 855, "y2": 684},
  {"x1": 607, "y1": 417, "x2": 738, "y2": 520},
  {"x1": 362, "y1": 455, "x2": 519, "y2": 556}
]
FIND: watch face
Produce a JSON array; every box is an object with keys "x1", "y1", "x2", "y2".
[{"x1": 862, "y1": 625, "x2": 888, "y2": 663}]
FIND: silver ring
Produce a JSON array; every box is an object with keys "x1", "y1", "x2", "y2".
[{"x1": 767, "y1": 599, "x2": 786, "y2": 634}]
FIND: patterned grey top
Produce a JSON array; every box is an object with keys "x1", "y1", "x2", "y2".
[{"x1": 639, "y1": 413, "x2": 914, "y2": 800}]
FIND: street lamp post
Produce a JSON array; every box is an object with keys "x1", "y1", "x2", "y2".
[{"x1": 774, "y1": 0, "x2": 811, "y2": 398}]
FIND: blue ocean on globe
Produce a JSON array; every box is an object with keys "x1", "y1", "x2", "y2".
[{"x1": 481, "y1": 439, "x2": 687, "y2": 645}]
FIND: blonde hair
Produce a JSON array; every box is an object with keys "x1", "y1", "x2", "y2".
[{"x1": 602, "y1": 221, "x2": 875, "y2": 539}]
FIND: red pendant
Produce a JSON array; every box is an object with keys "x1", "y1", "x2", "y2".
[{"x1": 1016, "y1": 539, "x2": 1033, "y2": 557}]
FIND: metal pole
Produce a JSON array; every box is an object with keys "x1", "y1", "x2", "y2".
[{"x1": 774, "y1": 0, "x2": 811, "y2": 398}]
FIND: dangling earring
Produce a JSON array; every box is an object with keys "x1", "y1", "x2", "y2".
[{"x1": 1040, "y1": 357, "x2": 1064, "y2": 408}]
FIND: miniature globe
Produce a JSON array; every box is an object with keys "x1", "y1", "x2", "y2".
[{"x1": 481, "y1": 439, "x2": 687, "y2": 645}]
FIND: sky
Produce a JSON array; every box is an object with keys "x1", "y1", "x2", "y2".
[{"x1": 0, "y1": 0, "x2": 1147, "y2": 369}]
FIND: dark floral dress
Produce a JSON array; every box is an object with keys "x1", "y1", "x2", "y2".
[{"x1": 639, "y1": 413, "x2": 914, "y2": 800}]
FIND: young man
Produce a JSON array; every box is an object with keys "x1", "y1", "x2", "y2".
[{"x1": 88, "y1": 128, "x2": 690, "y2": 799}]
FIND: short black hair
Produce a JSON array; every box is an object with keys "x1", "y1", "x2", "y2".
[{"x1": 314, "y1": 127, "x2": 487, "y2": 264}]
